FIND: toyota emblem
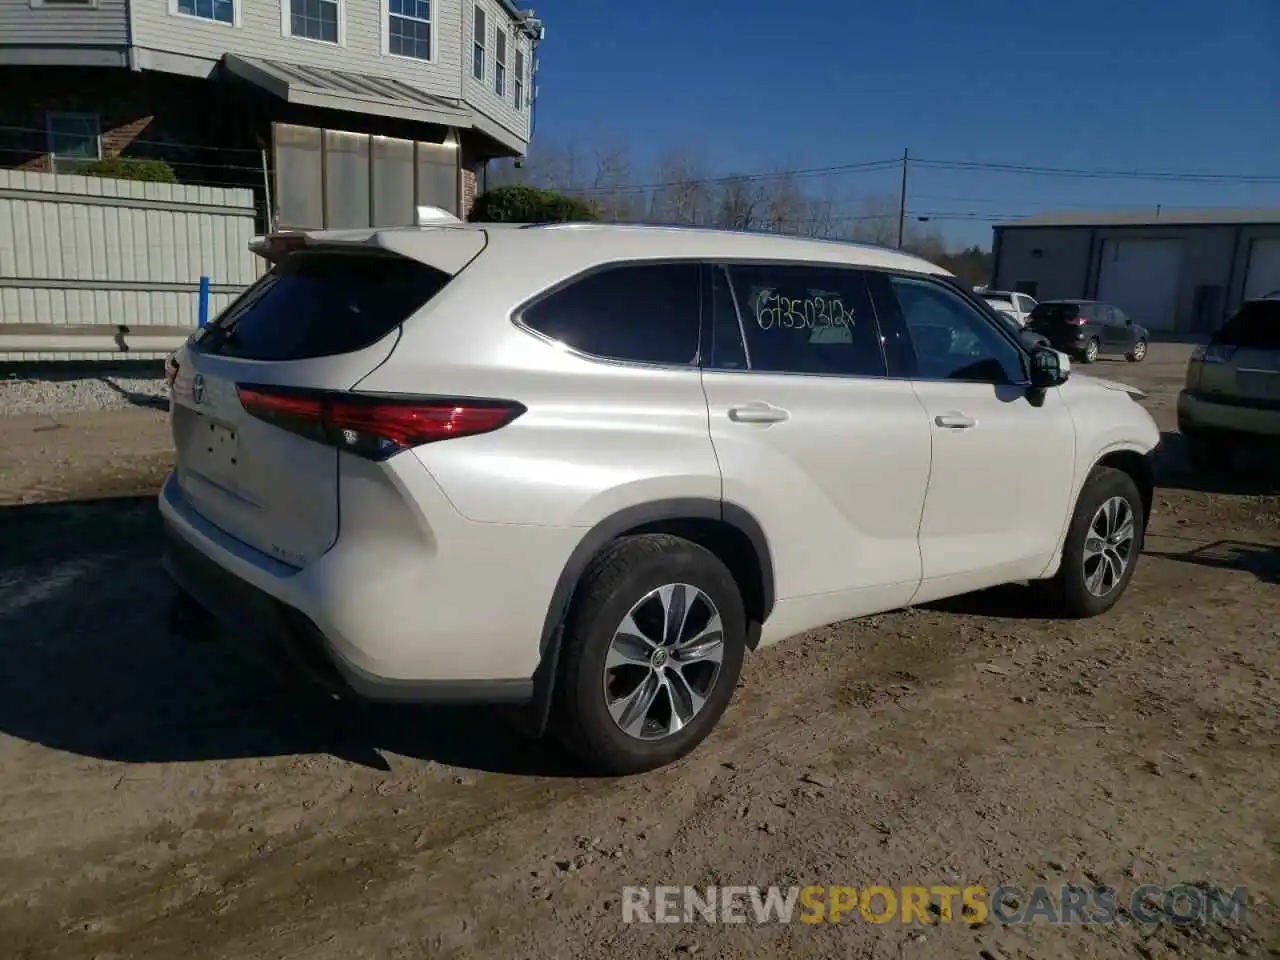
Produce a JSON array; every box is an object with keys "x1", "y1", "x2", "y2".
[{"x1": 191, "y1": 373, "x2": 206, "y2": 405}]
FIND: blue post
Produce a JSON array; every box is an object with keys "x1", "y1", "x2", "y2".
[{"x1": 198, "y1": 275, "x2": 210, "y2": 328}]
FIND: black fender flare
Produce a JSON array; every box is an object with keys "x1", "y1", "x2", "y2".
[{"x1": 526, "y1": 497, "x2": 774, "y2": 737}]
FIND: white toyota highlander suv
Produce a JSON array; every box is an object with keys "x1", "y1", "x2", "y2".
[{"x1": 160, "y1": 222, "x2": 1160, "y2": 774}]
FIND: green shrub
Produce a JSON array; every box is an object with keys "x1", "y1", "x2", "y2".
[
  {"x1": 83, "y1": 157, "x2": 179, "y2": 183},
  {"x1": 469, "y1": 184, "x2": 598, "y2": 223}
]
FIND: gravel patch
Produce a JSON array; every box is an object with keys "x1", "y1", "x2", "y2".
[{"x1": 0, "y1": 373, "x2": 169, "y2": 417}]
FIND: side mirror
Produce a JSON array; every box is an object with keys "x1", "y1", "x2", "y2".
[{"x1": 1029, "y1": 346, "x2": 1070, "y2": 387}]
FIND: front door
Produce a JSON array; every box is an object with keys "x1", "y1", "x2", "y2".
[
  {"x1": 869, "y1": 272, "x2": 1078, "y2": 602},
  {"x1": 1099, "y1": 305, "x2": 1128, "y2": 354},
  {"x1": 699, "y1": 263, "x2": 932, "y2": 634}
]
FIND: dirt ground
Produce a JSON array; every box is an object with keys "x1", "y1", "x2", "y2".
[{"x1": 0, "y1": 344, "x2": 1277, "y2": 960}]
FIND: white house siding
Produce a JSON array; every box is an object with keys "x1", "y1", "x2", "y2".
[
  {"x1": 130, "y1": 0, "x2": 464, "y2": 101},
  {"x1": 0, "y1": 0, "x2": 129, "y2": 47},
  {"x1": 461, "y1": 0, "x2": 531, "y2": 145}
]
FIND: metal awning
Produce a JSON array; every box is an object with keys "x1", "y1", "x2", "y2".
[{"x1": 223, "y1": 54, "x2": 472, "y2": 129}]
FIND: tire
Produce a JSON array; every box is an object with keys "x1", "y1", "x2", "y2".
[
  {"x1": 1081, "y1": 338, "x2": 1100, "y2": 363},
  {"x1": 552, "y1": 533, "x2": 747, "y2": 775},
  {"x1": 1126, "y1": 339, "x2": 1148, "y2": 363},
  {"x1": 1042, "y1": 466, "x2": 1145, "y2": 619}
]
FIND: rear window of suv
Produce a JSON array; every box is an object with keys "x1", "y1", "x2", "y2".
[
  {"x1": 1030, "y1": 303, "x2": 1082, "y2": 323},
  {"x1": 1214, "y1": 300, "x2": 1280, "y2": 349},
  {"x1": 197, "y1": 251, "x2": 451, "y2": 361}
]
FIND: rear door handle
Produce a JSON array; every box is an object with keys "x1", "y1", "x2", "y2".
[
  {"x1": 934, "y1": 413, "x2": 977, "y2": 429},
  {"x1": 728, "y1": 402, "x2": 790, "y2": 424}
]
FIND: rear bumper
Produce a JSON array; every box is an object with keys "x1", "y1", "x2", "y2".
[
  {"x1": 1039, "y1": 331, "x2": 1090, "y2": 354},
  {"x1": 163, "y1": 520, "x2": 534, "y2": 704},
  {"x1": 157, "y1": 466, "x2": 574, "y2": 704},
  {"x1": 1177, "y1": 390, "x2": 1280, "y2": 440}
]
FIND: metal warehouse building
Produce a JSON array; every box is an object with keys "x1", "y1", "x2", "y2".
[{"x1": 989, "y1": 209, "x2": 1280, "y2": 334}]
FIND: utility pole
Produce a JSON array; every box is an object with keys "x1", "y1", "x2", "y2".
[{"x1": 896, "y1": 148, "x2": 909, "y2": 249}]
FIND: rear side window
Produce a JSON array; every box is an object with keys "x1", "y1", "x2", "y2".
[
  {"x1": 725, "y1": 264, "x2": 885, "y2": 377},
  {"x1": 1030, "y1": 303, "x2": 1081, "y2": 323},
  {"x1": 198, "y1": 252, "x2": 450, "y2": 361},
  {"x1": 521, "y1": 262, "x2": 701, "y2": 365},
  {"x1": 1215, "y1": 300, "x2": 1280, "y2": 348}
]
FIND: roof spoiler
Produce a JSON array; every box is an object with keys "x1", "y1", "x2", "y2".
[
  {"x1": 248, "y1": 209, "x2": 463, "y2": 263},
  {"x1": 248, "y1": 231, "x2": 311, "y2": 264}
]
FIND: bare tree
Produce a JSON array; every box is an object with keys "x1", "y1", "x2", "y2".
[
  {"x1": 713, "y1": 176, "x2": 766, "y2": 230},
  {"x1": 588, "y1": 144, "x2": 640, "y2": 221},
  {"x1": 647, "y1": 150, "x2": 714, "y2": 226},
  {"x1": 476, "y1": 138, "x2": 978, "y2": 269}
]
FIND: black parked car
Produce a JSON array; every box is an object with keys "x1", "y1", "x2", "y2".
[{"x1": 1026, "y1": 300, "x2": 1149, "y2": 364}]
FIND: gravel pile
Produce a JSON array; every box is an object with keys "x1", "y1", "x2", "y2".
[{"x1": 0, "y1": 374, "x2": 170, "y2": 417}]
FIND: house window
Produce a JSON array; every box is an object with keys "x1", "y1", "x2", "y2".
[
  {"x1": 388, "y1": 0, "x2": 430, "y2": 59},
  {"x1": 514, "y1": 48, "x2": 524, "y2": 110},
  {"x1": 472, "y1": 6, "x2": 486, "y2": 81},
  {"x1": 177, "y1": 0, "x2": 233, "y2": 23},
  {"x1": 290, "y1": 0, "x2": 339, "y2": 43},
  {"x1": 495, "y1": 28, "x2": 506, "y2": 97},
  {"x1": 47, "y1": 113, "x2": 101, "y2": 161}
]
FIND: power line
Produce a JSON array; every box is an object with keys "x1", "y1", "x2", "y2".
[
  {"x1": 0, "y1": 123, "x2": 266, "y2": 156},
  {"x1": 912, "y1": 156, "x2": 1280, "y2": 184},
  {"x1": 550, "y1": 158, "x2": 902, "y2": 196}
]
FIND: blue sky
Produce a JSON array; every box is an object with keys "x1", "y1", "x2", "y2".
[{"x1": 525, "y1": 0, "x2": 1280, "y2": 247}]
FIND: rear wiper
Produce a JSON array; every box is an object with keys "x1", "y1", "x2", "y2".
[{"x1": 199, "y1": 323, "x2": 239, "y2": 354}]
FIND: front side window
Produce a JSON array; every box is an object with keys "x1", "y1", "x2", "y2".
[
  {"x1": 472, "y1": 6, "x2": 486, "y2": 80},
  {"x1": 291, "y1": 0, "x2": 338, "y2": 43},
  {"x1": 47, "y1": 113, "x2": 100, "y2": 160},
  {"x1": 514, "y1": 48, "x2": 525, "y2": 110},
  {"x1": 177, "y1": 0, "x2": 233, "y2": 23},
  {"x1": 725, "y1": 264, "x2": 886, "y2": 377},
  {"x1": 388, "y1": 0, "x2": 430, "y2": 59},
  {"x1": 495, "y1": 28, "x2": 507, "y2": 96},
  {"x1": 885, "y1": 275, "x2": 1024, "y2": 384},
  {"x1": 520, "y1": 263, "x2": 701, "y2": 366}
]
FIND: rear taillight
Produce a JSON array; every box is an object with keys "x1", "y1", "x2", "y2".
[
  {"x1": 1193, "y1": 343, "x2": 1238, "y2": 364},
  {"x1": 1203, "y1": 343, "x2": 1233, "y2": 363},
  {"x1": 237, "y1": 385, "x2": 524, "y2": 461},
  {"x1": 1068, "y1": 316, "x2": 1088, "y2": 326}
]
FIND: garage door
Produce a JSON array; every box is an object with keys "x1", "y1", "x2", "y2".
[
  {"x1": 1243, "y1": 238, "x2": 1280, "y2": 301},
  {"x1": 1096, "y1": 239, "x2": 1182, "y2": 331}
]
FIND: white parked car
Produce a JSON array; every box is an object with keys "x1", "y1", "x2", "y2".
[
  {"x1": 983, "y1": 290, "x2": 1038, "y2": 326},
  {"x1": 161, "y1": 223, "x2": 1160, "y2": 774}
]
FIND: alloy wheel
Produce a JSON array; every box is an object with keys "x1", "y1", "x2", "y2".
[
  {"x1": 1082, "y1": 495, "x2": 1136, "y2": 597},
  {"x1": 602, "y1": 583, "x2": 725, "y2": 741}
]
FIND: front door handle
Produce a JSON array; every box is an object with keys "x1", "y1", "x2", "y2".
[
  {"x1": 934, "y1": 412, "x2": 977, "y2": 429},
  {"x1": 728, "y1": 402, "x2": 790, "y2": 424}
]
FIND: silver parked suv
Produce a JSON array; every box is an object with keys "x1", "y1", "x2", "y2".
[{"x1": 161, "y1": 222, "x2": 1160, "y2": 774}]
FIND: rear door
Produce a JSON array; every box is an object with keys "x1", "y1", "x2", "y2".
[
  {"x1": 699, "y1": 262, "x2": 931, "y2": 617},
  {"x1": 171, "y1": 239, "x2": 475, "y2": 567}
]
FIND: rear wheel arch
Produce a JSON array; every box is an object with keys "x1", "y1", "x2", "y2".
[{"x1": 527, "y1": 498, "x2": 774, "y2": 737}]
